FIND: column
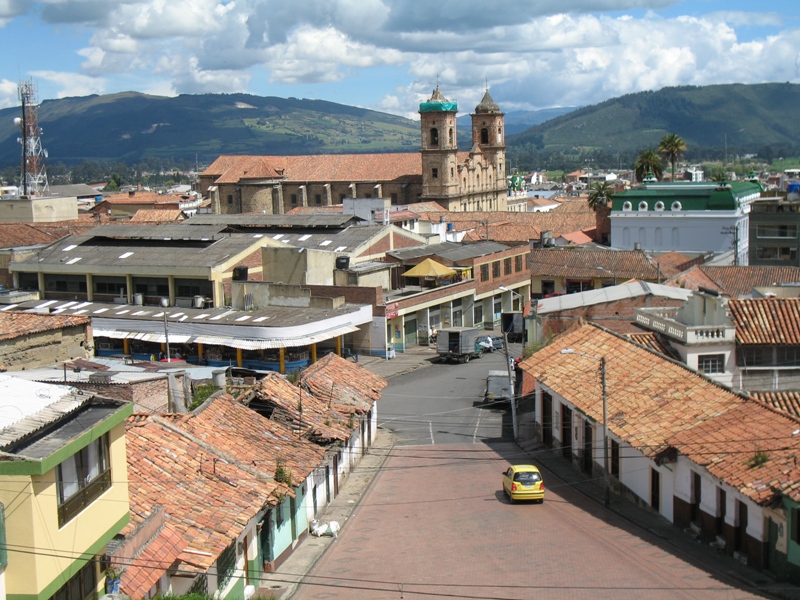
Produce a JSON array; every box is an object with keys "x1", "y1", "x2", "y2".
[
  {"x1": 168, "y1": 276, "x2": 175, "y2": 306},
  {"x1": 85, "y1": 274, "x2": 93, "y2": 301},
  {"x1": 324, "y1": 183, "x2": 332, "y2": 205},
  {"x1": 279, "y1": 347, "x2": 285, "y2": 374},
  {"x1": 236, "y1": 348, "x2": 243, "y2": 368},
  {"x1": 311, "y1": 343, "x2": 317, "y2": 363}
]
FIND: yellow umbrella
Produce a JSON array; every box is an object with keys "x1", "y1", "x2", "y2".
[{"x1": 401, "y1": 258, "x2": 457, "y2": 278}]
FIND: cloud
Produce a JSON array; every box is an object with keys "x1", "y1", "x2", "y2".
[
  {"x1": 30, "y1": 70, "x2": 105, "y2": 98},
  {"x1": 0, "y1": 78, "x2": 19, "y2": 109}
]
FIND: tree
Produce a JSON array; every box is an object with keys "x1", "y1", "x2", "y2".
[
  {"x1": 658, "y1": 133, "x2": 687, "y2": 181},
  {"x1": 587, "y1": 180, "x2": 614, "y2": 212},
  {"x1": 634, "y1": 148, "x2": 664, "y2": 183}
]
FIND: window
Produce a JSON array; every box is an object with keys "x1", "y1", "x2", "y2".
[
  {"x1": 792, "y1": 507, "x2": 800, "y2": 544},
  {"x1": 315, "y1": 194, "x2": 322, "y2": 205},
  {"x1": 492, "y1": 261, "x2": 501, "y2": 278},
  {"x1": 51, "y1": 560, "x2": 96, "y2": 600},
  {"x1": 227, "y1": 194, "x2": 233, "y2": 205},
  {"x1": 430, "y1": 128, "x2": 439, "y2": 146},
  {"x1": 755, "y1": 246, "x2": 798, "y2": 261},
  {"x1": 738, "y1": 346, "x2": 769, "y2": 367},
  {"x1": 698, "y1": 354, "x2": 725, "y2": 374},
  {"x1": 481, "y1": 128, "x2": 489, "y2": 144},
  {"x1": 216, "y1": 541, "x2": 237, "y2": 591},
  {"x1": 654, "y1": 201, "x2": 665, "y2": 211},
  {"x1": 622, "y1": 201, "x2": 632, "y2": 211},
  {"x1": 778, "y1": 346, "x2": 800, "y2": 366},
  {"x1": 638, "y1": 201, "x2": 649, "y2": 211},
  {"x1": 94, "y1": 278, "x2": 126, "y2": 295},
  {"x1": 757, "y1": 225, "x2": 797, "y2": 238},
  {"x1": 474, "y1": 303, "x2": 483, "y2": 324},
  {"x1": 611, "y1": 440, "x2": 620, "y2": 477},
  {"x1": 448, "y1": 128, "x2": 454, "y2": 145},
  {"x1": 671, "y1": 201, "x2": 682, "y2": 211},
  {"x1": 290, "y1": 194, "x2": 297, "y2": 206},
  {"x1": 432, "y1": 168, "x2": 438, "y2": 179},
  {"x1": 515, "y1": 255, "x2": 523, "y2": 272},
  {"x1": 56, "y1": 434, "x2": 110, "y2": 526},
  {"x1": 480, "y1": 264, "x2": 489, "y2": 282},
  {"x1": 504, "y1": 258, "x2": 512, "y2": 276},
  {"x1": 391, "y1": 193, "x2": 398, "y2": 203}
]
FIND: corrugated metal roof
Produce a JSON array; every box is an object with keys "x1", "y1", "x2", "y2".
[
  {"x1": 535, "y1": 281, "x2": 693, "y2": 314},
  {"x1": 0, "y1": 374, "x2": 76, "y2": 431}
]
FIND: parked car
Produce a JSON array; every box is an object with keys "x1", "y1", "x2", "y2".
[
  {"x1": 490, "y1": 335, "x2": 505, "y2": 350},
  {"x1": 502, "y1": 464, "x2": 545, "y2": 503},
  {"x1": 476, "y1": 335, "x2": 496, "y2": 352}
]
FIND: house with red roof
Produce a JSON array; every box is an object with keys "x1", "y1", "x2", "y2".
[{"x1": 520, "y1": 323, "x2": 800, "y2": 578}]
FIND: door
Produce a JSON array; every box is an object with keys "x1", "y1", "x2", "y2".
[
  {"x1": 651, "y1": 468, "x2": 660, "y2": 512},
  {"x1": 542, "y1": 392, "x2": 553, "y2": 446},
  {"x1": 561, "y1": 405, "x2": 572, "y2": 459},
  {"x1": 582, "y1": 420, "x2": 593, "y2": 473},
  {"x1": 736, "y1": 500, "x2": 748, "y2": 552},
  {"x1": 259, "y1": 512, "x2": 274, "y2": 568},
  {"x1": 333, "y1": 454, "x2": 340, "y2": 497},
  {"x1": 404, "y1": 318, "x2": 418, "y2": 347},
  {"x1": 290, "y1": 495, "x2": 297, "y2": 541},
  {"x1": 691, "y1": 471, "x2": 702, "y2": 526}
]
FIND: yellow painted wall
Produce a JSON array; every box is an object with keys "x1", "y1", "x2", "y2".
[{"x1": 0, "y1": 422, "x2": 129, "y2": 598}]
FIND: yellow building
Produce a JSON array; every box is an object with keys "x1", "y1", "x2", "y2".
[{"x1": 0, "y1": 375, "x2": 132, "y2": 600}]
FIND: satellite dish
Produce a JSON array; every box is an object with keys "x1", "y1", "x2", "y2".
[
  {"x1": 13, "y1": 117, "x2": 21, "y2": 126},
  {"x1": 43, "y1": 149, "x2": 48, "y2": 158}
]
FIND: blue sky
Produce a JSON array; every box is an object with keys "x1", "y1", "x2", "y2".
[{"x1": 2, "y1": 1, "x2": 799, "y2": 118}]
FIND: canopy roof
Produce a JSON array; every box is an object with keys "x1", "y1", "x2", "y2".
[{"x1": 401, "y1": 258, "x2": 456, "y2": 278}]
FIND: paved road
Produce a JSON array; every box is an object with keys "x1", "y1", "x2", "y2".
[{"x1": 293, "y1": 354, "x2": 761, "y2": 600}]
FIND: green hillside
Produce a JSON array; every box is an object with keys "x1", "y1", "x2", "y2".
[
  {"x1": 509, "y1": 83, "x2": 800, "y2": 155},
  {"x1": 0, "y1": 92, "x2": 421, "y2": 167}
]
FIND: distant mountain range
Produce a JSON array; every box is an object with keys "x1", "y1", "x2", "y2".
[
  {"x1": 0, "y1": 83, "x2": 797, "y2": 170},
  {"x1": 509, "y1": 83, "x2": 800, "y2": 156}
]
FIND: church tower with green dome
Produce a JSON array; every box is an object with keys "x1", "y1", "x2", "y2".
[
  {"x1": 419, "y1": 87, "x2": 460, "y2": 202},
  {"x1": 418, "y1": 87, "x2": 508, "y2": 212}
]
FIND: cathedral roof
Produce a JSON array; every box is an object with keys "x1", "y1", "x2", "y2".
[
  {"x1": 475, "y1": 89, "x2": 500, "y2": 114},
  {"x1": 420, "y1": 86, "x2": 457, "y2": 113}
]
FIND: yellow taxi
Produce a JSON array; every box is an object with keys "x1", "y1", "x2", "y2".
[{"x1": 502, "y1": 464, "x2": 545, "y2": 503}]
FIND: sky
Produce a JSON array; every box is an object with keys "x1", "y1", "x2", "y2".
[{"x1": 1, "y1": 0, "x2": 799, "y2": 119}]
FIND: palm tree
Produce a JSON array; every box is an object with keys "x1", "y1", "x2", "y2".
[
  {"x1": 658, "y1": 133, "x2": 687, "y2": 181},
  {"x1": 587, "y1": 180, "x2": 613, "y2": 212},
  {"x1": 634, "y1": 148, "x2": 664, "y2": 183}
]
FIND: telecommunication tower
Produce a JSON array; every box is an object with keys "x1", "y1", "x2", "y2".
[{"x1": 14, "y1": 79, "x2": 49, "y2": 197}]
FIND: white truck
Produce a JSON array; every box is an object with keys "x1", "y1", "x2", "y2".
[
  {"x1": 486, "y1": 370, "x2": 514, "y2": 402},
  {"x1": 436, "y1": 326, "x2": 484, "y2": 363}
]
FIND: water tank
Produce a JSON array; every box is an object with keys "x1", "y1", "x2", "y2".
[
  {"x1": 133, "y1": 293, "x2": 143, "y2": 305},
  {"x1": 212, "y1": 369, "x2": 227, "y2": 389},
  {"x1": 193, "y1": 295, "x2": 205, "y2": 308},
  {"x1": 335, "y1": 256, "x2": 350, "y2": 270},
  {"x1": 232, "y1": 266, "x2": 249, "y2": 281}
]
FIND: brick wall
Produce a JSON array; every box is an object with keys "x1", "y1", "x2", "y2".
[
  {"x1": 74, "y1": 375, "x2": 175, "y2": 413},
  {"x1": 306, "y1": 285, "x2": 384, "y2": 307},
  {"x1": 540, "y1": 297, "x2": 686, "y2": 338},
  {"x1": 359, "y1": 233, "x2": 391, "y2": 258}
]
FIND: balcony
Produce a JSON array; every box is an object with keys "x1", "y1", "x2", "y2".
[{"x1": 635, "y1": 307, "x2": 736, "y2": 345}]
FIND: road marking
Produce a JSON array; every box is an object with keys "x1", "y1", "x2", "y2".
[
  {"x1": 472, "y1": 414, "x2": 482, "y2": 443},
  {"x1": 429, "y1": 421, "x2": 434, "y2": 445}
]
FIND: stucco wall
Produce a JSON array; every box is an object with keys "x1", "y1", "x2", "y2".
[{"x1": 0, "y1": 326, "x2": 92, "y2": 371}]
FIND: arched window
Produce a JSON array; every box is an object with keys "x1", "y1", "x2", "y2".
[
  {"x1": 448, "y1": 128, "x2": 454, "y2": 145},
  {"x1": 655, "y1": 201, "x2": 665, "y2": 211},
  {"x1": 498, "y1": 127, "x2": 502, "y2": 141},
  {"x1": 481, "y1": 128, "x2": 489, "y2": 144},
  {"x1": 638, "y1": 201, "x2": 649, "y2": 211},
  {"x1": 430, "y1": 128, "x2": 439, "y2": 146},
  {"x1": 655, "y1": 227, "x2": 663, "y2": 246},
  {"x1": 622, "y1": 201, "x2": 632, "y2": 211},
  {"x1": 671, "y1": 201, "x2": 682, "y2": 211}
]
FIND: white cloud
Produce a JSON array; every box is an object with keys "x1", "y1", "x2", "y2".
[
  {"x1": 0, "y1": 78, "x2": 19, "y2": 109},
  {"x1": 30, "y1": 70, "x2": 106, "y2": 98}
]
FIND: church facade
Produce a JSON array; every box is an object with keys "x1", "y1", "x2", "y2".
[{"x1": 198, "y1": 88, "x2": 508, "y2": 214}]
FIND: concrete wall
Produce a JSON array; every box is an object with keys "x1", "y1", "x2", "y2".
[
  {"x1": 0, "y1": 326, "x2": 92, "y2": 370},
  {"x1": 263, "y1": 247, "x2": 335, "y2": 286},
  {"x1": 0, "y1": 196, "x2": 78, "y2": 222}
]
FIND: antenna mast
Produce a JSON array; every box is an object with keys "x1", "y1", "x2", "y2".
[{"x1": 17, "y1": 79, "x2": 49, "y2": 197}]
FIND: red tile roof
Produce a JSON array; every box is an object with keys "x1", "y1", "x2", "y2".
[
  {"x1": 750, "y1": 391, "x2": 800, "y2": 418},
  {"x1": 728, "y1": 298, "x2": 800, "y2": 345},
  {"x1": 300, "y1": 353, "x2": 386, "y2": 413},
  {"x1": 125, "y1": 409, "x2": 290, "y2": 571},
  {"x1": 205, "y1": 153, "x2": 427, "y2": 185},
  {"x1": 0, "y1": 312, "x2": 89, "y2": 341},
  {"x1": 254, "y1": 372, "x2": 355, "y2": 443},
  {"x1": 529, "y1": 249, "x2": 660, "y2": 280},
  {"x1": 520, "y1": 323, "x2": 800, "y2": 505},
  {"x1": 667, "y1": 266, "x2": 800, "y2": 297},
  {"x1": 129, "y1": 209, "x2": 186, "y2": 222},
  {"x1": 625, "y1": 331, "x2": 681, "y2": 360},
  {"x1": 120, "y1": 522, "x2": 185, "y2": 598}
]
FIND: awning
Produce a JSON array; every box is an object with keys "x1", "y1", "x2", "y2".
[
  {"x1": 401, "y1": 258, "x2": 456, "y2": 278},
  {"x1": 94, "y1": 324, "x2": 361, "y2": 350}
]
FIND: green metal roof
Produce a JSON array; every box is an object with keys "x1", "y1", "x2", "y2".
[
  {"x1": 612, "y1": 181, "x2": 762, "y2": 212},
  {"x1": 419, "y1": 101, "x2": 458, "y2": 113}
]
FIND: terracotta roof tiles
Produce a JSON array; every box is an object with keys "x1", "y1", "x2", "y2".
[
  {"x1": 520, "y1": 323, "x2": 800, "y2": 505},
  {"x1": 750, "y1": 391, "x2": 800, "y2": 418},
  {"x1": 728, "y1": 298, "x2": 800, "y2": 345},
  {"x1": 300, "y1": 353, "x2": 386, "y2": 413},
  {"x1": 129, "y1": 209, "x2": 186, "y2": 222},
  {"x1": 529, "y1": 249, "x2": 660, "y2": 280},
  {"x1": 667, "y1": 266, "x2": 800, "y2": 297},
  {"x1": 120, "y1": 522, "x2": 185, "y2": 598}
]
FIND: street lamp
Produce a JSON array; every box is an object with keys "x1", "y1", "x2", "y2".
[
  {"x1": 560, "y1": 348, "x2": 610, "y2": 507},
  {"x1": 596, "y1": 266, "x2": 616, "y2": 286}
]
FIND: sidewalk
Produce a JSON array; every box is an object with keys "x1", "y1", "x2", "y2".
[
  {"x1": 519, "y1": 438, "x2": 800, "y2": 600},
  {"x1": 355, "y1": 344, "x2": 439, "y2": 380},
  {"x1": 257, "y1": 428, "x2": 396, "y2": 599}
]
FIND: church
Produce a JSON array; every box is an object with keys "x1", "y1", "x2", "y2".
[{"x1": 198, "y1": 88, "x2": 508, "y2": 214}]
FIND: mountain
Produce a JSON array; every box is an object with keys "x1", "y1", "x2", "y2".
[
  {"x1": 508, "y1": 83, "x2": 800, "y2": 155},
  {"x1": 0, "y1": 92, "x2": 421, "y2": 168},
  {"x1": 456, "y1": 106, "x2": 577, "y2": 138}
]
